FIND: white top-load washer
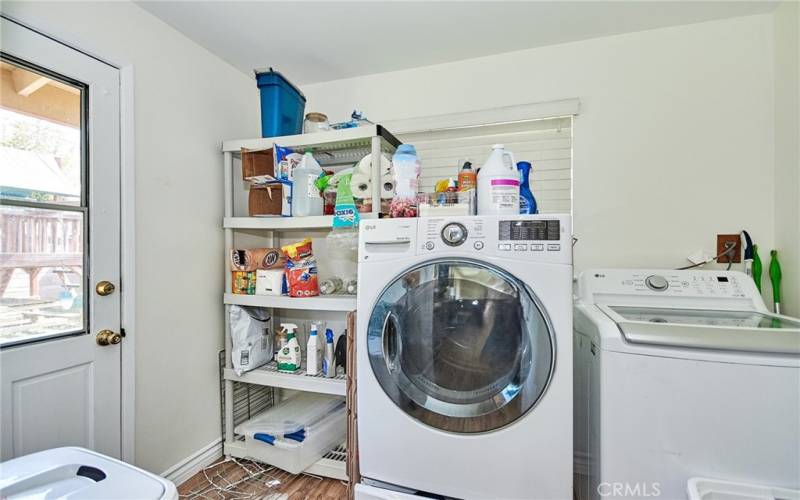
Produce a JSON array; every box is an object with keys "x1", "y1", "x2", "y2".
[
  {"x1": 356, "y1": 215, "x2": 573, "y2": 500},
  {"x1": 573, "y1": 269, "x2": 800, "y2": 500}
]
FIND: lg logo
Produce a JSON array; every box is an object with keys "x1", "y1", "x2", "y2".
[{"x1": 598, "y1": 482, "x2": 661, "y2": 498}]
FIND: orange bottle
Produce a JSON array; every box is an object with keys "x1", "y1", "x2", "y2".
[{"x1": 457, "y1": 161, "x2": 477, "y2": 191}]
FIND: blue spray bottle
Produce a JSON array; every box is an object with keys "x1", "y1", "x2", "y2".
[
  {"x1": 322, "y1": 329, "x2": 335, "y2": 378},
  {"x1": 517, "y1": 161, "x2": 538, "y2": 214}
]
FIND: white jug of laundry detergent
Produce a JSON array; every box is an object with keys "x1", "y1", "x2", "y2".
[
  {"x1": 477, "y1": 144, "x2": 519, "y2": 215},
  {"x1": 292, "y1": 150, "x2": 323, "y2": 217}
]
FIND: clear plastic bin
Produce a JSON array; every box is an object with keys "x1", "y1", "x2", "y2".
[
  {"x1": 418, "y1": 190, "x2": 476, "y2": 217},
  {"x1": 241, "y1": 405, "x2": 346, "y2": 474}
]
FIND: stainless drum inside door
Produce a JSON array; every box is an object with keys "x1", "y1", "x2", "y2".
[{"x1": 367, "y1": 259, "x2": 555, "y2": 433}]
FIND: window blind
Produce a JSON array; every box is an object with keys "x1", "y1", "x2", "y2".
[{"x1": 397, "y1": 116, "x2": 572, "y2": 214}]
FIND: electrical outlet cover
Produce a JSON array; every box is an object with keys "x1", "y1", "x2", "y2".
[{"x1": 717, "y1": 234, "x2": 741, "y2": 263}]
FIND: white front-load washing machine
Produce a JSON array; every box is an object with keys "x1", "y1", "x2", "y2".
[
  {"x1": 356, "y1": 215, "x2": 573, "y2": 500},
  {"x1": 573, "y1": 269, "x2": 800, "y2": 500}
]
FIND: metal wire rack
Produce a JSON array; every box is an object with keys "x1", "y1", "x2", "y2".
[{"x1": 219, "y1": 350, "x2": 274, "y2": 439}]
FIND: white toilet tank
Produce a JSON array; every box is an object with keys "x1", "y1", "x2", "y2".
[{"x1": 0, "y1": 447, "x2": 177, "y2": 499}]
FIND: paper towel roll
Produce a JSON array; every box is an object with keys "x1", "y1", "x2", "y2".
[
  {"x1": 380, "y1": 174, "x2": 395, "y2": 199},
  {"x1": 350, "y1": 173, "x2": 372, "y2": 199},
  {"x1": 356, "y1": 153, "x2": 391, "y2": 177}
]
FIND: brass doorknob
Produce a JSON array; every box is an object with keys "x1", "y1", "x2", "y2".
[
  {"x1": 95, "y1": 281, "x2": 116, "y2": 296},
  {"x1": 96, "y1": 329, "x2": 122, "y2": 346}
]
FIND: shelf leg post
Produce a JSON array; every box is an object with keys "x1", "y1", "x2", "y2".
[
  {"x1": 370, "y1": 135, "x2": 381, "y2": 216},
  {"x1": 223, "y1": 151, "x2": 235, "y2": 454}
]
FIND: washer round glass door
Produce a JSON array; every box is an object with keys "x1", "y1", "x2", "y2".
[{"x1": 367, "y1": 259, "x2": 555, "y2": 433}]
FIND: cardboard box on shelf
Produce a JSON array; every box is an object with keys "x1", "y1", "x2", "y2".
[{"x1": 232, "y1": 271, "x2": 256, "y2": 295}]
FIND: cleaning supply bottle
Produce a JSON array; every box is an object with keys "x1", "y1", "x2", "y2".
[
  {"x1": 752, "y1": 245, "x2": 763, "y2": 292},
  {"x1": 477, "y1": 144, "x2": 518, "y2": 215},
  {"x1": 322, "y1": 328, "x2": 335, "y2": 378},
  {"x1": 769, "y1": 250, "x2": 782, "y2": 314},
  {"x1": 276, "y1": 323, "x2": 301, "y2": 373},
  {"x1": 306, "y1": 323, "x2": 322, "y2": 375},
  {"x1": 457, "y1": 160, "x2": 476, "y2": 192},
  {"x1": 291, "y1": 150, "x2": 323, "y2": 217},
  {"x1": 517, "y1": 161, "x2": 538, "y2": 214}
]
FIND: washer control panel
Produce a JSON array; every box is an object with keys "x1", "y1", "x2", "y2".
[
  {"x1": 580, "y1": 269, "x2": 759, "y2": 302},
  {"x1": 417, "y1": 215, "x2": 571, "y2": 263}
]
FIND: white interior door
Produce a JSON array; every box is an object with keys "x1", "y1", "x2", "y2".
[{"x1": 0, "y1": 17, "x2": 122, "y2": 460}]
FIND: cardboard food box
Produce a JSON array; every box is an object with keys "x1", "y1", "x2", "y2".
[
  {"x1": 232, "y1": 271, "x2": 256, "y2": 295},
  {"x1": 230, "y1": 248, "x2": 286, "y2": 272}
]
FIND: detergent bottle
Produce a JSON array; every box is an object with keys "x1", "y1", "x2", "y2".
[
  {"x1": 292, "y1": 150, "x2": 323, "y2": 217},
  {"x1": 276, "y1": 323, "x2": 301, "y2": 373},
  {"x1": 322, "y1": 328, "x2": 335, "y2": 378},
  {"x1": 477, "y1": 144, "x2": 519, "y2": 215},
  {"x1": 306, "y1": 323, "x2": 322, "y2": 375},
  {"x1": 457, "y1": 160, "x2": 477, "y2": 192},
  {"x1": 517, "y1": 161, "x2": 538, "y2": 214}
]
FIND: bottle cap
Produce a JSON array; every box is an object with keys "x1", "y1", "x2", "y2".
[
  {"x1": 396, "y1": 144, "x2": 417, "y2": 155},
  {"x1": 492, "y1": 144, "x2": 504, "y2": 149},
  {"x1": 461, "y1": 161, "x2": 473, "y2": 170}
]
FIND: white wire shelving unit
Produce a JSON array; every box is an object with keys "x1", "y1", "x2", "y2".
[{"x1": 221, "y1": 125, "x2": 401, "y2": 482}]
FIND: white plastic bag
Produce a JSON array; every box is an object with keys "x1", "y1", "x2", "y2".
[{"x1": 230, "y1": 305, "x2": 272, "y2": 376}]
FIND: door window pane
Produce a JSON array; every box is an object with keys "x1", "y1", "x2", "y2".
[
  {"x1": 0, "y1": 60, "x2": 82, "y2": 206},
  {"x1": 367, "y1": 260, "x2": 554, "y2": 433},
  {"x1": 0, "y1": 206, "x2": 84, "y2": 346},
  {"x1": 0, "y1": 57, "x2": 86, "y2": 347}
]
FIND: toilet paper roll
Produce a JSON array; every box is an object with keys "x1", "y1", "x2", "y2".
[
  {"x1": 350, "y1": 173, "x2": 372, "y2": 199},
  {"x1": 380, "y1": 174, "x2": 395, "y2": 199}
]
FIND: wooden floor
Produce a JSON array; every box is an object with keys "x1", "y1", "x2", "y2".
[{"x1": 178, "y1": 457, "x2": 348, "y2": 499}]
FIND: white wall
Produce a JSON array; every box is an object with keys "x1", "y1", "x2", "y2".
[
  {"x1": 1, "y1": 1, "x2": 260, "y2": 473},
  {"x1": 303, "y1": 15, "x2": 781, "y2": 300},
  {"x1": 773, "y1": 1, "x2": 800, "y2": 317}
]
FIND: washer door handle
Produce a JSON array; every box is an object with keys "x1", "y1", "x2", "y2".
[{"x1": 382, "y1": 312, "x2": 401, "y2": 372}]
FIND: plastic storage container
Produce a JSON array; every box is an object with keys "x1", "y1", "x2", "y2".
[
  {"x1": 255, "y1": 69, "x2": 306, "y2": 138},
  {"x1": 235, "y1": 393, "x2": 346, "y2": 474}
]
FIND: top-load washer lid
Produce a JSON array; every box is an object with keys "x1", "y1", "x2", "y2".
[
  {"x1": 604, "y1": 305, "x2": 800, "y2": 354},
  {"x1": 0, "y1": 447, "x2": 176, "y2": 500}
]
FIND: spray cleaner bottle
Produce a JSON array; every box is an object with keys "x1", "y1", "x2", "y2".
[
  {"x1": 322, "y1": 328, "x2": 335, "y2": 378},
  {"x1": 517, "y1": 161, "x2": 538, "y2": 214},
  {"x1": 277, "y1": 323, "x2": 301, "y2": 373}
]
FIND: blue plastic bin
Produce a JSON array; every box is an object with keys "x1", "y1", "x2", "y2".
[{"x1": 255, "y1": 69, "x2": 306, "y2": 138}]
